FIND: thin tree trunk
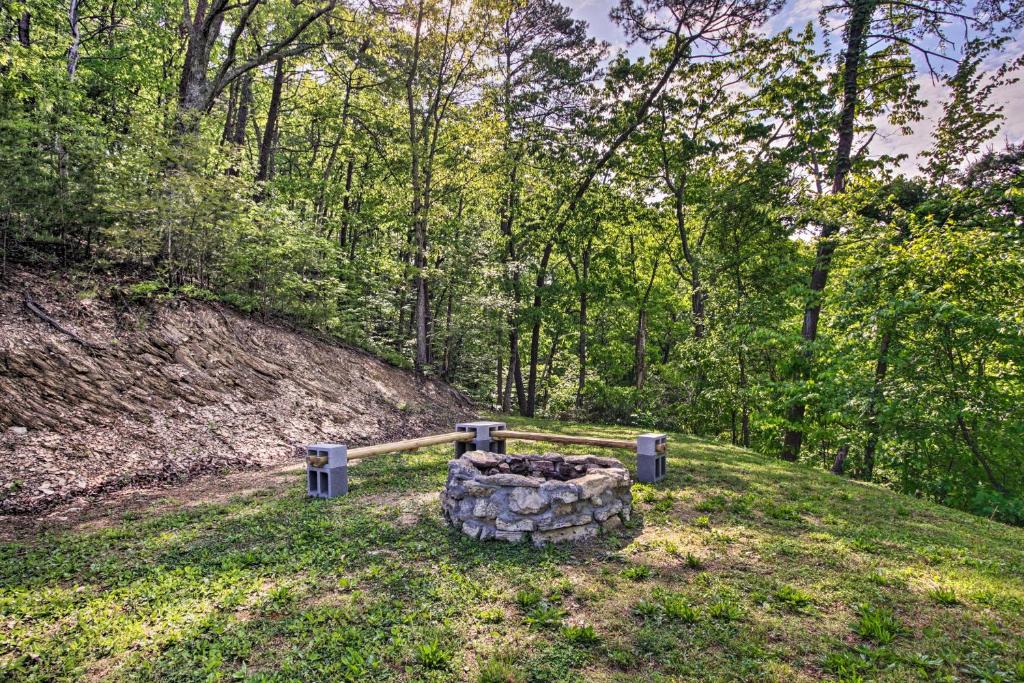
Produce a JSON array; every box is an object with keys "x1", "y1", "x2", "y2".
[
  {"x1": 256, "y1": 58, "x2": 285, "y2": 188},
  {"x1": 739, "y1": 349, "x2": 751, "y2": 448},
  {"x1": 524, "y1": 240, "x2": 554, "y2": 417},
  {"x1": 781, "y1": 0, "x2": 876, "y2": 462},
  {"x1": 831, "y1": 444, "x2": 850, "y2": 475},
  {"x1": 496, "y1": 334, "x2": 503, "y2": 408},
  {"x1": 576, "y1": 247, "x2": 590, "y2": 412},
  {"x1": 18, "y1": 11, "x2": 30, "y2": 47},
  {"x1": 861, "y1": 327, "x2": 891, "y2": 479},
  {"x1": 68, "y1": 0, "x2": 81, "y2": 78},
  {"x1": 956, "y1": 415, "x2": 1005, "y2": 493},
  {"x1": 634, "y1": 308, "x2": 648, "y2": 390}
]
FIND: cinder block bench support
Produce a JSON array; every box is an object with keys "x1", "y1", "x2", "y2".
[
  {"x1": 636, "y1": 433, "x2": 668, "y2": 483},
  {"x1": 455, "y1": 421, "x2": 507, "y2": 456},
  {"x1": 306, "y1": 444, "x2": 348, "y2": 498}
]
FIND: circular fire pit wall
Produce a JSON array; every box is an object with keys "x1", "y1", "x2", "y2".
[{"x1": 442, "y1": 451, "x2": 632, "y2": 545}]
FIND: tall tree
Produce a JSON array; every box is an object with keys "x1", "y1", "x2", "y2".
[{"x1": 780, "y1": 0, "x2": 1023, "y2": 461}]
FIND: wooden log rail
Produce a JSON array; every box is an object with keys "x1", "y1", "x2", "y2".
[
  {"x1": 305, "y1": 428, "x2": 666, "y2": 466},
  {"x1": 306, "y1": 431, "x2": 474, "y2": 465},
  {"x1": 491, "y1": 430, "x2": 667, "y2": 452}
]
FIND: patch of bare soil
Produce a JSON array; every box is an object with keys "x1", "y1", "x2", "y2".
[{"x1": 0, "y1": 268, "x2": 474, "y2": 515}]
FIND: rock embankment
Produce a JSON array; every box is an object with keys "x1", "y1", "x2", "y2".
[{"x1": 0, "y1": 269, "x2": 473, "y2": 513}]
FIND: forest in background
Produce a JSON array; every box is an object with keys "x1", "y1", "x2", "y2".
[{"x1": 1, "y1": 0, "x2": 1022, "y2": 523}]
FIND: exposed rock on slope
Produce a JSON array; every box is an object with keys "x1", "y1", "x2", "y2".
[{"x1": 0, "y1": 270, "x2": 473, "y2": 513}]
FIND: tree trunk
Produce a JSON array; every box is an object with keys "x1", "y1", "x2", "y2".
[
  {"x1": 831, "y1": 444, "x2": 849, "y2": 475},
  {"x1": 502, "y1": 330, "x2": 525, "y2": 413},
  {"x1": 633, "y1": 308, "x2": 648, "y2": 390},
  {"x1": 956, "y1": 415, "x2": 1005, "y2": 493},
  {"x1": 781, "y1": 0, "x2": 876, "y2": 462},
  {"x1": 861, "y1": 327, "x2": 891, "y2": 479},
  {"x1": 524, "y1": 241, "x2": 554, "y2": 417},
  {"x1": 738, "y1": 349, "x2": 751, "y2": 447},
  {"x1": 576, "y1": 247, "x2": 590, "y2": 412},
  {"x1": 18, "y1": 10, "x2": 30, "y2": 47},
  {"x1": 68, "y1": 0, "x2": 81, "y2": 78},
  {"x1": 256, "y1": 58, "x2": 285, "y2": 187}
]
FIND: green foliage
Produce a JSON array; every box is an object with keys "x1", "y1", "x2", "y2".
[
  {"x1": 853, "y1": 605, "x2": 904, "y2": 644},
  {"x1": 2, "y1": 424, "x2": 1023, "y2": 681},
  {"x1": 561, "y1": 625, "x2": 600, "y2": 646},
  {"x1": 621, "y1": 564, "x2": 652, "y2": 581},
  {"x1": 1, "y1": 0, "x2": 1021, "y2": 529},
  {"x1": 477, "y1": 655, "x2": 524, "y2": 683},
  {"x1": 415, "y1": 638, "x2": 452, "y2": 670},
  {"x1": 523, "y1": 604, "x2": 566, "y2": 629},
  {"x1": 927, "y1": 586, "x2": 959, "y2": 606}
]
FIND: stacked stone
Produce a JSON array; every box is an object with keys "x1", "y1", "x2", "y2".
[{"x1": 441, "y1": 451, "x2": 632, "y2": 546}]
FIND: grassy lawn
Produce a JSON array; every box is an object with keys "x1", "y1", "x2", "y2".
[{"x1": 2, "y1": 418, "x2": 1023, "y2": 682}]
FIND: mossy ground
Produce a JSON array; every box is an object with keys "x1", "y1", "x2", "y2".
[{"x1": 2, "y1": 418, "x2": 1022, "y2": 681}]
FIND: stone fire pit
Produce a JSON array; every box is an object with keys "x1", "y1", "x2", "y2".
[{"x1": 441, "y1": 451, "x2": 632, "y2": 546}]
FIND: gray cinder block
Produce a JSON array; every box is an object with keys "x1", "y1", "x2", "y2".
[
  {"x1": 455, "y1": 421, "x2": 507, "y2": 456},
  {"x1": 307, "y1": 465, "x2": 348, "y2": 498},
  {"x1": 636, "y1": 433, "x2": 668, "y2": 483},
  {"x1": 307, "y1": 443, "x2": 347, "y2": 467}
]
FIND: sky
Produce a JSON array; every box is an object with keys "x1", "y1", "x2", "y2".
[{"x1": 564, "y1": 0, "x2": 1024, "y2": 175}]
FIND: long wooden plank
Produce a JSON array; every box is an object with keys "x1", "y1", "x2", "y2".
[
  {"x1": 490, "y1": 430, "x2": 636, "y2": 450},
  {"x1": 346, "y1": 431, "x2": 474, "y2": 460}
]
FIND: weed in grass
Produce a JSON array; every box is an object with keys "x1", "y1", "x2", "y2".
[
  {"x1": 662, "y1": 539, "x2": 680, "y2": 556},
  {"x1": 696, "y1": 494, "x2": 727, "y2": 512},
  {"x1": 660, "y1": 594, "x2": 700, "y2": 623},
  {"x1": 415, "y1": 638, "x2": 451, "y2": 670},
  {"x1": 562, "y1": 624, "x2": 601, "y2": 646},
  {"x1": 478, "y1": 607, "x2": 504, "y2": 624},
  {"x1": 478, "y1": 655, "x2": 524, "y2": 683},
  {"x1": 853, "y1": 604, "x2": 904, "y2": 644},
  {"x1": 823, "y1": 649, "x2": 871, "y2": 681},
  {"x1": 774, "y1": 584, "x2": 813, "y2": 611},
  {"x1": 763, "y1": 501, "x2": 802, "y2": 521},
  {"x1": 636, "y1": 623, "x2": 677, "y2": 657},
  {"x1": 653, "y1": 493, "x2": 675, "y2": 512},
  {"x1": 632, "y1": 483, "x2": 657, "y2": 503},
  {"x1": 635, "y1": 590, "x2": 700, "y2": 624},
  {"x1": 604, "y1": 644, "x2": 639, "y2": 669},
  {"x1": 709, "y1": 598, "x2": 744, "y2": 621},
  {"x1": 338, "y1": 647, "x2": 380, "y2": 681},
  {"x1": 514, "y1": 588, "x2": 542, "y2": 610},
  {"x1": 867, "y1": 570, "x2": 891, "y2": 586},
  {"x1": 622, "y1": 564, "x2": 652, "y2": 581},
  {"x1": 928, "y1": 586, "x2": 959, "y2": 606},
  {"x1": 548, "y1": 579, "x2": 574, "y2": 600},
  {"x1": 685, "y1": 552, "x2": 704, "y2": 569},
  {"x1": 524, "y1": 603, "x2": 566, "y2": 629},
  {"x1": 693, "y1": 515, "x2": 711, "y2": 528},
  {"x1": 634, "y1": 599, "x2": 663, "y2": 620}
]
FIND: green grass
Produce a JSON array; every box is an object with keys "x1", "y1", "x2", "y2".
[{"x1": 2, "y1": 416, "x2": 1023, "y2": 681}]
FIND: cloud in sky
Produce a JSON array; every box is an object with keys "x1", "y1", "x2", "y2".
[{"x1": 563, "y1": 0, "x2": 1024, "y2": 175}]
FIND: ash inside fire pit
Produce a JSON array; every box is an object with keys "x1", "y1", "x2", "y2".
[{"x1": 441, "y1": 451, "x2": 632, "y2": 546}]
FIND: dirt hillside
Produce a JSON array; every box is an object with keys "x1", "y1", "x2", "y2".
[{"x1": 0, "y1": 269, "x2": 474, "y2": 513}]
